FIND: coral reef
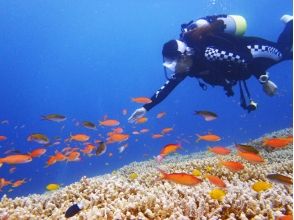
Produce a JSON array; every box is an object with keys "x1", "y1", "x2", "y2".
[{"x1": 0, "y1": 128, "x2": 292, "y2": 219}]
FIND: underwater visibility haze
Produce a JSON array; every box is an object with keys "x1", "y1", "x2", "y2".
[{"x1": 0, "y1": 0, "x2": 292, "y2": 219}]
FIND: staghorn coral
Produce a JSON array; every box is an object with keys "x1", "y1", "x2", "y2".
[{"x1": 0, "y1": 128, "x2": 292, "y2": 219}]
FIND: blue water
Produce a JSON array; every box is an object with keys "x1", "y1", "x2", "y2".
[{"x1": 0, "y1": 0, "x2": 292, "y2": 198}]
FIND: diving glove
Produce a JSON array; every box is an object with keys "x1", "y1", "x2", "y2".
[
  {"x1": 259, "y1": 74, "x2": 278, "y2": 96},
  {"x1": 128, "y1": 107, "x2": 147, "y2": 123}
]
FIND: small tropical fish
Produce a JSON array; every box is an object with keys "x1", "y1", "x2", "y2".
[
  {"x1": 220, "y1": 160, "x2": 244, "y2": 172},
  {"x1": 235, "y1": 143, "x2": 259, "y2": 154},
  {"x1": 191, "y1": 169, "x2": 201, "y2": 177},
  {"x1": 67, "y1": 151, "x2": 80, "y2": 161},
  {"x1": 209, "y1": 188, "x2": 226, "y2": 201},
  {"x1": 196, "y1": 133, "x2": 221, "y2": 142},
  {"x1": 277, "y1": 215, "x2": 293, "y2": 220},
  {"x1": 96, "y1": 142, "x2": 107, "y2": 156},
  {"x1": 129, "y1": 172, "x2": 138, "y2": 180},
  {"x1": 118, "y1": 144, "x2": 128, "y2": 153},
  {"x1": 46, "y1": 156, "x2": 57, "y2": 167},
  {"x1": 41, "y1": 114, "x2": 66, "y2": 122},
  {"x1": 237, "y1": 151, "x2": 264, "y2": 164},
  {"x1": 132, "y1": 131, "x2": 140, "y2": 135},
  {"x1": 161, "y1": 127, "x2": 173, "y2": 134},
  {"x1": 0, "y1": 154, "x2": 32, "y2": 165},
  {"x1": 99, "y1": 119, "x2": 120, "y2": 127},
  {"x1": 131, "y1": 97, "x2": 152, "y2": 104},
  {"x1": 70, "y1": 134, "x2": 90, "y2": 142},
  {"x1": 54, "y1": 151, "x2": 67, "y2": 161},
  {"x1": 81, "y1": 144, "x2": 96, "y2": 155},
  {"x1": 0, "y1": 178, "x2": 11, "y2": 190},
  {"x1": 82, "y1": 121, "x2": 97, "y2": 130},
  {"x1": 156, "y1": 144, "x2": 181, "y2": 163},
  {"x1": 140, "y1": 128, "x2": 149, "y2": 133},
  {"x1": 135, "y1": 117, "x2": 148, "y2": 124},
  {"x1": 46, "y1": 183, "x2": 60, "y2": 191},
  {"x1": 152, "y1": 134, "x2": 164, "y2": 139},
  {"x1": 156, "y1": 112, "x2": 166, "y2": 119},
  {"x1": 206, "y1": 174, "x2": 226, "y2": 188},
  {"x1": 65, "y1": 202, "x2": 84, "y2": 218},
  {"x1": 195, "y1": 111, "x2": 218, "y2": 121},
  {"x1": 107, "y1": 133, "x2": 129, "y2": 143},
  {"x1": 9, "y1": 167, "x2": 16, "y2": 174},
  {"x1": 27, "y1": 133, "x2": 50, "y2": 144},
  {"x1": 29, "y1": 148, "x2": 46, "y2": 158},
  {"x1": 112, "y1": 127, "x2": 123, "y2": 134},
  {"x1": 12, "y1": 178, "x2": 27, "y2": 188},
  {"x1": 262, "y1": 137, "x2": 292, "y2": 148},
  {"x1": 266, "y1": 174, "x2": 293, "y2": 185},
  {"x1": 252, "y1": 181, "x2": 272, "y2": 192},
  {"x1": 208, "y1": 146, "x2": 231, "y2": 155},
  {"x1": 158, "y1": 169, "x2": 202, "y2": 186},
  {"x1": 0, "y1": 135, "x2": 7, "y2": 141}
]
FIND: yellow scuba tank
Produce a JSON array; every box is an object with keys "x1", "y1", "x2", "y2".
[
  {"x1": 217, "y1": 15, "x2": 247, "y2": 36},
  {"x1": 182, "y1": 15, "x2": 247, "y2": 37}
]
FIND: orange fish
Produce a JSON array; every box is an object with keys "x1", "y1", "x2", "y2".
[
  {"x1": 277, "y1": 215, "x2": 293, "y2": 220},
  {"x1": 29, "y1": 148, "x2": 47, "y2": 158},
  {"x1": 136, "y1": 117, "x2": 148, "y2": 124},
  {"x1": 206, "y1": 174, "x2": 226, "y2": 188},
  {"x1": 158, "y1": 169, "x2": 202, "y2": 186},
  {"x1": 107, "y1": 133, "x2": 129, "y2": 143},
  {"x1": 156, "y1": 144, "x2": 181, "y2": 163},
  {"x1": 112, "y1": 127, "x2": 123, "y2": 134},
  {"x1": 208, "y1": 146, "x2": 231, "y2": 155},
  {"x1": 237, "y1": 151, "x2": 264, "y2": 164},
  {"x1": 161, "y1": 127, "x2": 173, "y2": 134},
  {"x1": 131, "y1": 97, "x2": 152, "y2": 104},
  {"x1": 156, "y1": 112, "x2": 166, "y2": 119},
  {"x1": 46, "y1": 156, "x2": 57, "y2": 167},
  {"x1": 0, "y1": 178, "x2": 12, "y2": 189},
  {"x1": 12, "y1": 179, "x2": 26, "y2": 188},
  {"x1": 54, "y1": 151, "x2": 67, "y2": 161},
  {"x1": 81, "y1": 144, "x2": 96, "y2": 155},
  {"x1": 0, "y1": 154, "x2": 32, "y2": 165},
  {"x1": 0, "y1": 135, "x2": 7, "y2": 141},
  {"x1": 152, "y1": 134, "x2": 164, "y2": 139},
  {"x1": 70, "y1": 134, "x2": 90, "y2": 142},
  {"x1": 99, "y1": 119, "x2": 120, "y2": 127},
  {"x1": 67, "y1": 151, "x2": 81, "y2": 161},
  {"x1": 262, "y1": 137, "x2": 292, "y2": 148},
  {"x1": 220, "y1": 161, "x2": 244, "y2": 172},
  {"x1": 196, "y1": 133, "x2": 221, "y2": 142}
]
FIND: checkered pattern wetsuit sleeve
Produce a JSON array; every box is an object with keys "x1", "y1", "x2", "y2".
[{"x1": 143, "y1": 74, "x2": 187, "y2": 111}]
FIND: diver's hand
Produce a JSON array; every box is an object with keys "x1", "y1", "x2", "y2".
[
  {"x1": 128, "y1": 107, "x2": 147, "y2": 123},
  {"x1": 263, "y1": 80, "x2": 278, "y2": 96}
]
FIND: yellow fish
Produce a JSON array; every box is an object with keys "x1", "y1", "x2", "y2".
[
  {"x1": 252, "y1": 181, "x2": 272, "y2": 192},
  {"x1": 46, "y1": 183, "x2": 60, "y2": 191},
  {"x1": 129, "y1": 172, "x2": 138, "y2": 180},
  {"x1": 191, "y1": 169, "x2": 201, "y2": 177},
  {"x1": 209, "y1": 188, "x2": 226, "y2": 201}
]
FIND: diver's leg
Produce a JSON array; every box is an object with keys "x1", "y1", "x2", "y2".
[{"x1": 277, "y1": 15, "x2": 293, "y2": 60}]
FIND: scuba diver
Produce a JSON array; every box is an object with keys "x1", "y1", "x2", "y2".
[{"x1": 128, "y1": 14, "x2": 293, "y2": 123}]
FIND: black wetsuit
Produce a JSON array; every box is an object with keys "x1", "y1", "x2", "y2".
[{"x1": 143, "y1": 20, "x2": 293, "y2": 111}]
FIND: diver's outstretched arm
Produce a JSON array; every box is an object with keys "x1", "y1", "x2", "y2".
[{"x1": 128, "y1": 74, "x2": 186, "y2": 123}]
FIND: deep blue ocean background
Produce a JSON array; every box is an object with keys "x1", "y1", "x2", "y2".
[{"x1": 0, "y1": 0, "x2": 292, "y2": 198}]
